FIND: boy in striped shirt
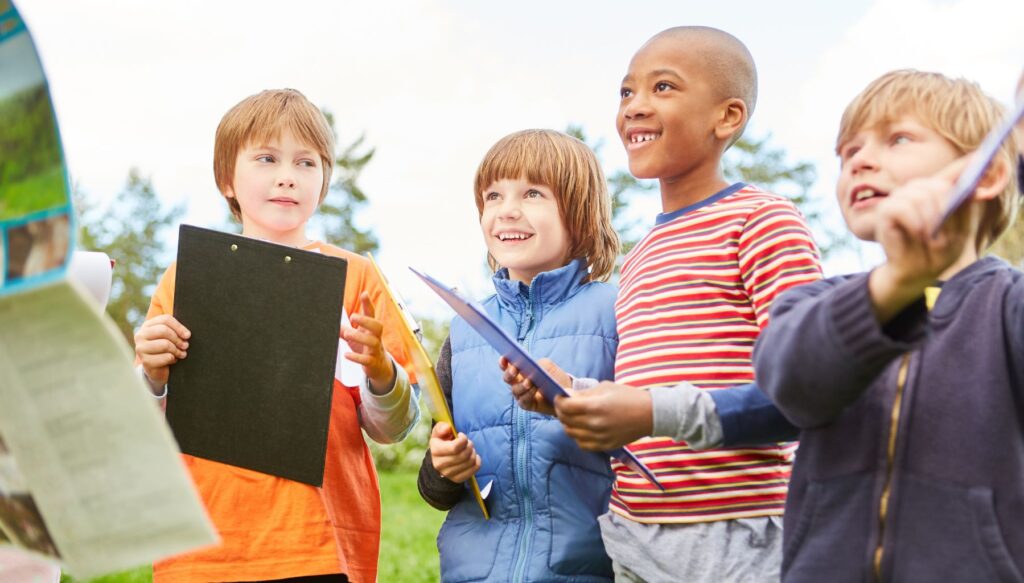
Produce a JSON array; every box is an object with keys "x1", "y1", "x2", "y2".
[{"x1": 505, "y1": 26, "x2": 820, "y2": 581}]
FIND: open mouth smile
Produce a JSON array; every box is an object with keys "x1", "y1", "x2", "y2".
[
  {"x1": 497, "y1": 232, "x2": 533, "y2": 242},
  {"x1": 624, "y1": 128, "x2": 661, "y2": 150},
  {"x1": 850, "y1": 185, "x2": 888, "y2": 207}
]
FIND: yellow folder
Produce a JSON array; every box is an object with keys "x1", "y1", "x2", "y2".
[{"x1": 367, "y1": 254, "x2": 489, "y2": 519}]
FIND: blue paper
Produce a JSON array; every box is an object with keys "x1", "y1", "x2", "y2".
[
  {"x1": 411, "y1": 267, "x2": 665, "y2": 491},
  {"x1": 935, "y1": 99, "x2": 1024, "y2": 233}
]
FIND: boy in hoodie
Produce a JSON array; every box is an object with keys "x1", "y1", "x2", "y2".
[{"x1": 753, "y1": 70, "x2": 1022, "y2": 581}]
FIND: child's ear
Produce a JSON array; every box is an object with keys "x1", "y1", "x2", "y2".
[
  {"x1": 714, "y1": 98, "x2": 747, "y2": 142},
  {"x1": 973, "y1": 155, "x2": 1012, "y2": 201}
]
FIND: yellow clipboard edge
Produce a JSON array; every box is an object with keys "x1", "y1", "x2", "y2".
[{"x1": 367, "y1": 254, "x2": 490, "y2": 520}]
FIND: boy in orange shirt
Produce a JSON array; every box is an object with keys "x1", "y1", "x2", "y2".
[{"x1": 134, "y1": 89, "x2": 419, "y2": 583}]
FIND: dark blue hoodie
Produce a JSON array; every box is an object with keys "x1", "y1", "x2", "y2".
[{"x1": 754, "y1": 256, "x2": 1024, "y2": 582}]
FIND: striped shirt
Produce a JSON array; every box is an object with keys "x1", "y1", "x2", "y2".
[{"x1": 611, "y1": 183, "x2": 821, "y2": 524}]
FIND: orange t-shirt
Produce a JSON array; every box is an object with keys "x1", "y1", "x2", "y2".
[{"x1": 150, "y1": 241, "x2": 412, "y2": 583}]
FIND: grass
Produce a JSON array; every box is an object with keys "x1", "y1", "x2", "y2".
[
  {"x1": 0, "y1": 165, "x2": 67, "y2": 220},
  {"x1": 60, "y1": 471, "x2": 444, "y2": 583},
  {"x1": 61, "y1": 568, "x2": 151, "y2": 583},
  {"x1": 378, "y1": 471, "x2": 445, "y2": 582}
]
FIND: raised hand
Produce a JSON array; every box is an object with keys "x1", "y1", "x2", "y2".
[
  {"x1": 869, "y1": 157, "x2": 975, "y2": 322},
  {"x1": 342, "y1": 291, "x2": 395, "y2": 393}
]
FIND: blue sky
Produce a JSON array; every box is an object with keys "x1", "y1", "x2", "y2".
[{"x1": 15, "y1": 0, "x2": 1024, "y2": 316}]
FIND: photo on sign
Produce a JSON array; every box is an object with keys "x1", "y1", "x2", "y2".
[{"x1": 0, "y1": 7, "x2": 67, "y2": 221}]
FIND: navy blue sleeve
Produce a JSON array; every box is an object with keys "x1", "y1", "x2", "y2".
[
  {"x1": 753, "y1": 273, "x2": 927, "y2": 428},
  {"x1": 709, "y1": 383, "x2": 800, "y2": 445}
]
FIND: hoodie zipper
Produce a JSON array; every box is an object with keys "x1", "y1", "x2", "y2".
[
  {"x1": 511, "y1": 288, "x2": 536, "y2": 583},
  {"x1": 873, "y1": 353, "x2": 911, "y2": 581}
]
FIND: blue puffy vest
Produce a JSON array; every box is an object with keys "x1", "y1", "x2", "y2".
[{"x1": 438, "y1": 259, "x2": 618, "y2": 583}]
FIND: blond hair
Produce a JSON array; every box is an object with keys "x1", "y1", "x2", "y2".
[
  {"x1": 837, "y1": 70, "x2": 1020, "y2": 249},
  {"x1": 213, "y1": 89, "x2": 335, "y2": 220},
  {"x1": 473, "y1": 129, "x2": 620, "y2": 282}
]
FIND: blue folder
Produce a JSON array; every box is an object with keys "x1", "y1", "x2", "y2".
[
  {"x1": 935, "y1": 98, "x2": 1024, "y2": 232},
  {"x1": 411, "y1": 267, "x2": 665, "y2": 491}
]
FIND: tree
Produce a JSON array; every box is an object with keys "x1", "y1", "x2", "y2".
[
  {"x1": 312, "y1": 111, "x2": 380, "y2": 254},
  {"x1": 564, "y1": 124, "x2": 655, "y2": 255},
  {"x1": 221, "y1": 111, "x2": 382, "y2": 254},
  {"x1": 990, "y1": 218, "x2": 1024, "y2": 267},
  {"x1": 723, "y1": 134, "x2": 850, "y2": 258},
  {"x1": 365, "y1": 311, "x2": 450, "y2": 473},
  {"x1": 568, "y1": 124, "x2": 847, "y2": 260},
  {"x1": 75, "y1": 169, "x2": 184, "y2": 344}
]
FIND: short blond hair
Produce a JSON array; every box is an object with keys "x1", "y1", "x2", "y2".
[
  {"x1": 473, "y1": 129, "x2": 620, "y2": 282},
  {"x1": 214, "y1": 89, "x2": 335, "y2": 220},
  {"x1": 837, "y1": 70, "x2": 1020, "y2": 249}
]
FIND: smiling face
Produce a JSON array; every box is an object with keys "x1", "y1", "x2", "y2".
[
  {"x1": 616, "y1": 35, "x2": 730, "y2": 183},
  {"x1": 479, "y1": 177, "x2": 570, "y2": 284},
  {"x1": 837, "y1": 115, "x2": 961, "y2": 241},
  {"x1": 224, "y1": 128, "x2": 325, "y2": 246}
]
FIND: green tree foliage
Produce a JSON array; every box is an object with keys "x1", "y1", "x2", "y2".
[
  {"x1": 723, "y1": 134, "x2": 849, "y2": 258},
  {"x1": 989, "y1": 154, "x2": 1024, "y2": 266},
  {"x1": 224, "y1": 111, "x2": 381, "y2": 253},
  {"x1": 367, "y1": 313, "x2": 450, "y2": 473},
  {"x1": 564, "y1": 124, "x2": 655, "y2": 255},
  {"x1": 0, "y1": 85, "x2": 60, "y2": 186},
  {"x1": 991, "y1": 218, "x2": 1024, "y2": 267},
  {"x1": 417, "y1": 316, "x2": 452, "y2": 360},
  {"x1": 0, "y1": 85, "x2": 67, "y2": 219},
  {"x1": 312, "y1": 111, "x2": 380, "y2": 254},
  {"x1": 568, "y1": 123, "x2": 846, "y2": 259},
  {"x1": 75, "y1": 169, "x2": 183, "y2": 344}
]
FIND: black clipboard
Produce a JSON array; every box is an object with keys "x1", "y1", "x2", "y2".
[{"x1": 167, "y1": 225, "x2": 346, "y2": 486}]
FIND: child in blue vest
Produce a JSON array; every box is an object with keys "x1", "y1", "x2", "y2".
[{"x1": 417, "y1": 129, "x2": 621, "y2": 582}]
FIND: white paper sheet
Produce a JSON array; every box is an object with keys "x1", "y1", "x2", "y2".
[
  {"x1": 67, "y1": 251, "x2": 113, "y2": 307},
  {"x1": 335, "y1": 308, "x2": 367, "y2": 387},
  {"x1": 0, "y1": 281, "x2": 217, "y2": 579}
]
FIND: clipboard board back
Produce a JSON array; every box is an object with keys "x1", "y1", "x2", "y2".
[
  {"x1": 409, "y1": 267, "x2": 665, "y2": 491},
  {"x1": 167, "y1": 225, "x2": 346, "y2": 486},
  {"x1": 367, "y1": 254, "x2": 490, "y2": 518}
]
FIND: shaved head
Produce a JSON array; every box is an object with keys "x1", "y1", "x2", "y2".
[{"x1": 644, "y1": 26, "x2": 758, "y2": 132}]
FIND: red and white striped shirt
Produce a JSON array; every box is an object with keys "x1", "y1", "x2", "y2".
[{"x1": 612, "y1": 183, "x2": 821, "y2": 524}]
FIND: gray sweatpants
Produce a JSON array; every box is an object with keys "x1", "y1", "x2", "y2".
[{"x1": 599, "y1": 511, "x2": 783, "y2": 583}]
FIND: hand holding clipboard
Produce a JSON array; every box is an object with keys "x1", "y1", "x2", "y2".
[
  {"x1": 367, "y1": 256, "x2": 491, "y2": 518},
  {"x1": 411, "y1": 268, "x2": 666, "y2": 491}
]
